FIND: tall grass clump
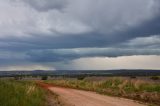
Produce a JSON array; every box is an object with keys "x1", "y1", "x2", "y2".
[{"x1": 0, "y1": 79, "x2": 45, "y2": 106}]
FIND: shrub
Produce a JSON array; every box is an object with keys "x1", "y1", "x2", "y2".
[
  {"x1": 130, "y1": 76, "x2": 136, "y2": 79},
  {"x1": 14, "y1": 76, "x2": 22, "y2": 80},
  {"x1": 150, "y1": 76, "x2": 159, "y2": 80},
  {"x1": 41, "y1": 76, "x2": 48, "y2": 80},
  {"x1": 77, "y1": 76, "x2": 85, "y2": 80}
]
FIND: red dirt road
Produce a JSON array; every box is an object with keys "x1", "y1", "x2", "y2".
[{"x1": 37, "y1": 82, "x2": 146, "y2": 106}]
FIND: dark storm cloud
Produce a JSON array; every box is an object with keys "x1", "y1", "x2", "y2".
[
  {"x1": 0, "y1": 0, "x2": 160, "y2": 69},
  {"x1": 1, "y1": 17, "x2": 160, "y2": 51},
  {"x1": 26, "y1": 46, "x2": 160, "y2": 62},
  {"x1": 119, "y1": 15, "x2": 160, "y2": 40}
]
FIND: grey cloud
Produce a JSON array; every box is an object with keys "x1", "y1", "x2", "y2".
[
  {"x1": 68, "y1": 0, "x2": 160, "y2": 34},
  {"x1": 26, "y1": 47, "x2": 160, "y2": 62},
  {"x1": 25, "y1": 35, "x2": 160, "y2": 62},
  {"x1": 126, "y1": 35, "x2": 160, "y2": 47},
  {"x1": 0, "y1": 50, "x2": 29, "y2": 67},
  {"x1": 0, "y1": 0, "x2": 160, "y2": 70},
  {"x1": 1, "y1": 35, "x2": 159, "y2": 65},
  {"x1": 1, "y1": 0, "x2": 160, "y2": 38},
  {"x1": 23, "y1": 0, "x2": 68, "y2": 11}
]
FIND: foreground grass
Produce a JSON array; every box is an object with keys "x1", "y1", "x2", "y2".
[
  {"x1": 0, "y1": 79, "x2": 45, "y2": 106},
  {"x1": 46, "y1": 78, "x2": 160, "y2": 105}
]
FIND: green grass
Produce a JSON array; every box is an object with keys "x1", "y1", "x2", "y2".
[{"x1": 0, "y1": 79, "x2": 46, "y2": 106}]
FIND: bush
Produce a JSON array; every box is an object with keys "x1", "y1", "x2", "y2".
[
  {"x1": 130, "y1": 76, "x2": 136, "y2": 79},
  {"x1": 77, "y1": 76, "x2": 85, "y2": 80},
  {"x1": 150, "y1": 76, "x2": 159, "y2": 80},
  {"x1": 41, "y1": 76, "x2": 48, "y2": 80},
  {"x1": 14, "y1": 76, "x2": 22, "y2": 80}
]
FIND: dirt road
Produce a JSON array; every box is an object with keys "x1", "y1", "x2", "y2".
[{"x1": 38, "y1": 82, "x2": 146, "y2": 106}]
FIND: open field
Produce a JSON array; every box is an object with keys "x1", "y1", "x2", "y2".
[
  {"x1": 0, "y1": 79, "x2": 63, "y2": 106},
  {"x1": 0, "y1": 79, "x2": 46, "y2": 106},
  {"x1": 0, "y1": 78, "x2": 63, "y2": 106},
  {"x1": 45, "y1": 77, "x2": 160, "y2": 106},
  {"x1": 0, "y1": 76, "x2": 159, "y2": 106}
]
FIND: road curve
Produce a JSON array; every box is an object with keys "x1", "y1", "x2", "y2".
[{"x1": 38, "y1": 82, "x2": 146, "y2": 106}]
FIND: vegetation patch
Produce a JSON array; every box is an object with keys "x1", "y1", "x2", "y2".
[
  {"x1": 0, "y1": 79, "x2": 45, "y2": 106},
  {"x1": 45, "y1": 78, "x2": 160, "y2": 106}
]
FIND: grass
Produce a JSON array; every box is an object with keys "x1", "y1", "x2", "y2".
[
  {"x1": 0, "y1": 79, "x2": 46, "y2": 106},
  {"x1": 45, "y1": 77, "x2": 160, "y2": 105}
]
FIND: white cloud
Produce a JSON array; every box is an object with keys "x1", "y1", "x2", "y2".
[
  {"x1": 57, "y1": 55, "x2": 160, "y2": 70},
  {"x1": 127, "y1": 35, "x2": 160, "y2": 47},
  {"x1": 0, "y1": 64, "x2": 55, "y2": 71},
  {"x1": 0, "y1": 0, "x2": 41, "y2": 38}
]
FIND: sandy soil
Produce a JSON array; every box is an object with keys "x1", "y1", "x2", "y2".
[{"x1": 37, "y1": 82, "x2": 146, "y2": 106}]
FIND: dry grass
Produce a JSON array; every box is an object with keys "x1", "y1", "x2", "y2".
[{"x1": 45, "y1": 77, "x2": 160, "y2": 105}]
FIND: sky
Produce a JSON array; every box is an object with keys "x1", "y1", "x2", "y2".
[{"x1": 0, "y1": 0, "x2": 160, "y2": 71}]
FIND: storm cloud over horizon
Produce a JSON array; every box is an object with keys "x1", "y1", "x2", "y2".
[{"x1": 0, "y1": 0, "x2": 160, "y2": 70}]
